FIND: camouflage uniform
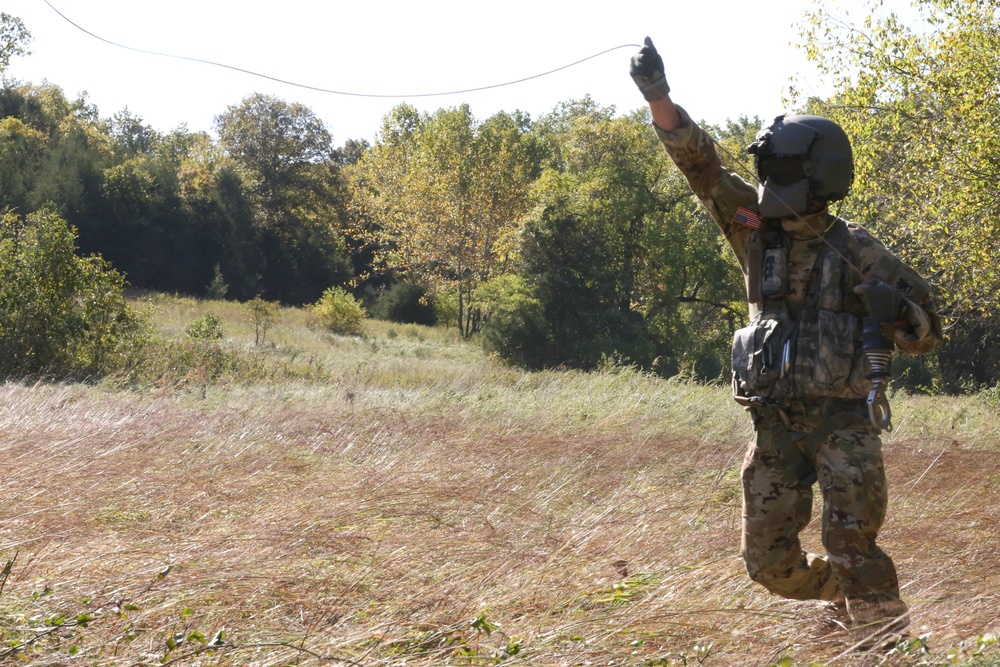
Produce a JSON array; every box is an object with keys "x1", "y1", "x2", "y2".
[{"x1": 653, "y1": 106, "x2": 942, "y2": 636}]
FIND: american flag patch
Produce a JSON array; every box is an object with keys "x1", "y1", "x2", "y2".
[{"x1": 733, "y1": 206, "x2": 762, "y2": 229}]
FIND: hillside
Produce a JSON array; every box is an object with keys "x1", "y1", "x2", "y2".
[{"x1": 1, "y1": 295, "x2": 998, "y2": 666}]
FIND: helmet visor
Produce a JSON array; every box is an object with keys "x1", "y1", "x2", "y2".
[{"x1": 757, "y1": 156, "x2": 807, "y2": 187}]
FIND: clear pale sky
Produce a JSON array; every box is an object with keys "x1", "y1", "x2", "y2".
[{"x1": 3, "y1": 0, "x2": 916, "y2": 145}]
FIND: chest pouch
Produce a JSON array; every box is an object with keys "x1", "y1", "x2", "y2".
[
  {"x1": 789, "y1": 309, "x2": 870, "y2": 399},
  {"x1": 734, "y1": 310, "x2": 870, "y2": 402},
  {"x1": 732, "y1": 316, "x2": 788, "y2": 395}
]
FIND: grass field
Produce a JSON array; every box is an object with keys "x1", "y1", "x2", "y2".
[{"x1": 1, "y1": 295, "x2": 998, "y2": 666}]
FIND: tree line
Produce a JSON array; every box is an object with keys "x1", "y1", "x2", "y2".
[{"x1": 1, "y1": 0, "x2": 996, "y2": 390}]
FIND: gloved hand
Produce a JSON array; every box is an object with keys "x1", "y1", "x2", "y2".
[
  {"x1": 854, "y1": 280, "x2": 903, "y2": 350},
  {"x1": 854, "y1": 280, "x2": 902, "y2": 318},
  {"x1": 630, "y1": 37, "x2": 670, "y2": 102}
]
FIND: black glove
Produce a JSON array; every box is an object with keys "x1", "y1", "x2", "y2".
[
  {"x1": 854, "y1": 280, "x2": 904, "y2": 350},
  {"x1": 853, "y1": 280, "x2": 905, "y2": 320},
  {"x1": 630, "y1": 36, "x2": 670, "y2": 102}
]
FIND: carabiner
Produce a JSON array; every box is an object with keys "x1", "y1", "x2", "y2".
[{"x1": 867, "y1": 386, "x2": 893, "y2": 433}]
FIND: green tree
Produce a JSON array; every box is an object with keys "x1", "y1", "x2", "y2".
[
  {"x1": 215, "y1": 93, "x2": 333, "y2": 209},
  {"x1": 0, "y1": 116, "x2": 45, "y2": 211},
  {"x1": 0, "y1": 81, "x2": 271, "y2": 300},
  {"x1": 334, "y1": 137, "x2": 370, "y2": 166},
  {"x1": 105, "y1": 107, "x2": 157, "y2": 157},
  {"x1": 520, "y1": 171, "x2": 647, "y2": 368},
  {"x1": 476, "y1": 274, "x2": 547, "y2": 369},
  {"x1": 0, "y1": 83, "x2": 110, "y2": 226},
  {"x1": 205, "y1": 264, "x2": 229, "y2": 300},
  {"x1": 172, "y1": 131, "x2": 262, "y2": 299},
  {"x1": 341, "y1": 105, "x2": 423, "y2": 300},
  {"x1": 0, "y1": 12, "x2": 31, "y2": 73},
  {"x1": 89, "y1": 119, "x2": 265, "y2": 299},
  {"x1": 244, "y1": 296, "x2": 279, "y2": 345},
  {"x1": 642, "y1": 115, "x2": 755, "y2": 379},
  {"x1": 0, "y1": 81, "x2": 269, "y2": 300},
  {"x1": 354, "y1": 104, "x2": 540, "y2": 338},
  {"x1": 0, "y1": 209, "x2": 146, "y2": 379},
  {"x1": 98, "y1": 153, "x2": 179, "y2": 285},
  {"x1": 517, "y1": 102, "x2": 744, "y2": 374},
  {"x1": 215, "y1": 93, "x2": 351, "y2": 304},
  {"x1": 799, "y1": 0, "x2": 1000, "y2": 387}
]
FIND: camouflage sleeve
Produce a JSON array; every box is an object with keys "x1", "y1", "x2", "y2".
[
  {"x1": 652, "y1": 105, "x2": 758, "y2": 270},
  {"x1": 848, "y1": 223, "x2": 943, "y2": 355}
]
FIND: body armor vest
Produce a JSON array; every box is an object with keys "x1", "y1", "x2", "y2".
[{"x1": 732, "y1": 217, "x2": 873, "y2": 404}]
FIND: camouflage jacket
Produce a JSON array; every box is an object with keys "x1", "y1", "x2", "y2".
[
  {"x1": 654, "y1": 107, "x2": 942, "y2": 407},
  {"x1": 653, "y1": 106, "x2": 942, "y2": 359}
]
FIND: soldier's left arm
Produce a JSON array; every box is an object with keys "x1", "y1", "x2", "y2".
[{"x1": 850, "y1": 223, "x2": 943, "y2": 355}]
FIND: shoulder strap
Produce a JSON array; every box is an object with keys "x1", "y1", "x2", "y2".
[{"x1": 803, "y1": 216, "x2": 849, "y2": 313}]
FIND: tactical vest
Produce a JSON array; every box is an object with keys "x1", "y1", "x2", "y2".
[{"x1": 731, "y1": 217, "x2": 873, "y2": 404}]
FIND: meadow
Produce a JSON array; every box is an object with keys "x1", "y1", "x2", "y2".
[{"x1": 1, "y1": 294, "x2": 998, "y2": 666}]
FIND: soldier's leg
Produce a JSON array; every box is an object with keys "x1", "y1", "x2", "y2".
[
  {"x1": 815, "y1": 427, "x2": 909, "y2": 641},
  {"x1": 740, "y1": 427, "x2": 840, "y2": 601}
]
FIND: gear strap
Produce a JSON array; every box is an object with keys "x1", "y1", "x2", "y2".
[{"x1": 748, "y1": 400, "x2": 864, "y2": 488}]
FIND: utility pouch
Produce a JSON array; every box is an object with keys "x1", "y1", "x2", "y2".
[
  {"x1": 761, "y1": 246, "x2": 788, "y2": 298},
  {"x1": 732, "y1": 316, "x2": 785, "y2": 395},
  {"x1": 791, "y1": 309, "x2": 870, "y2": 398}
]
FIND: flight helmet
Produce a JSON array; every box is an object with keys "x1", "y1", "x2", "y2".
[{"x1": 747, "y1": 114, "x2": 854, "y2": 218}]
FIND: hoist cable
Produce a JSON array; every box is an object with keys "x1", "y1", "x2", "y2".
[
  {"x1": 43, "y1": 1, "x2": 639, "y2": 99},
  {"x1": 42, "y1": 2, "x2": 858, "y2": 274}
]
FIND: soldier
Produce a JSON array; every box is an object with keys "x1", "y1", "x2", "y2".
[{"x1": 629, "y1": 37, "x2": 942, "y2": 647}]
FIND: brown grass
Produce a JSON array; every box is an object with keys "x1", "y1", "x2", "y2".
[{"x1": 1, "y1": 300, "x2": 998, "y2": 666}]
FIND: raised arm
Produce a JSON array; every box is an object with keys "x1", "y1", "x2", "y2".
[{"x1": 629, "y1": 37, "x2": 682, "y2": 131}]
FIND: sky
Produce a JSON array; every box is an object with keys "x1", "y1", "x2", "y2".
[{"x1": 3, "y1": 0, "x2": 918, "y2": 145}]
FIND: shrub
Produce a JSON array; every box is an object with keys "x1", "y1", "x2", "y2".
[
  {"x1": 185, "y1": 314, "x2": 224, "y2": 340},
  {"x1": 369, "y1": 281, "x2": 437, "y2": 326},
  {"x1": 0, "y1": 209, "x2": 148, "y2": 379},
  {"x1": 311, "y1": 287, "x2": 365, "y2": 335},
  {"x1": 476, "y1": 275, "x2": 548, "y2": 369}
]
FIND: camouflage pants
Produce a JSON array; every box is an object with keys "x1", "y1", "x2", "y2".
[{"x1": 740, "y1": 420, "x2": 903, "y2": 606}]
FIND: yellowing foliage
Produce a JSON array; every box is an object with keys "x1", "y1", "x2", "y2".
[
  {"x1": 799, "y1": 0, "x2": 1000, "y2": 385},
  {"x1": 350, "y1": 104, "x2": 538, "y2": 338}
]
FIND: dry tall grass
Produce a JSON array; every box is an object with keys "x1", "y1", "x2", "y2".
[{"x1": 1, "y1": 295, "x2": 998, "y2": 666}]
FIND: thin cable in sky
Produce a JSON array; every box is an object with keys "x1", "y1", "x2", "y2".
[{"x1": 43, "y1": 1, "x2": 640, "y2": 99}]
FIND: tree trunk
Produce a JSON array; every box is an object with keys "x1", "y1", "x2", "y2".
[{"x1": 457, "y1": 286, "x2": 467, "y2": 338}]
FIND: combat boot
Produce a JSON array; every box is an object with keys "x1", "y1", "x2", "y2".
[
  {"x1": 846, "y1": 598, "x2": 910, "y2": 651},
  {"x1": 812, "y1": 596, "x2": 849, "y2": 638}
]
